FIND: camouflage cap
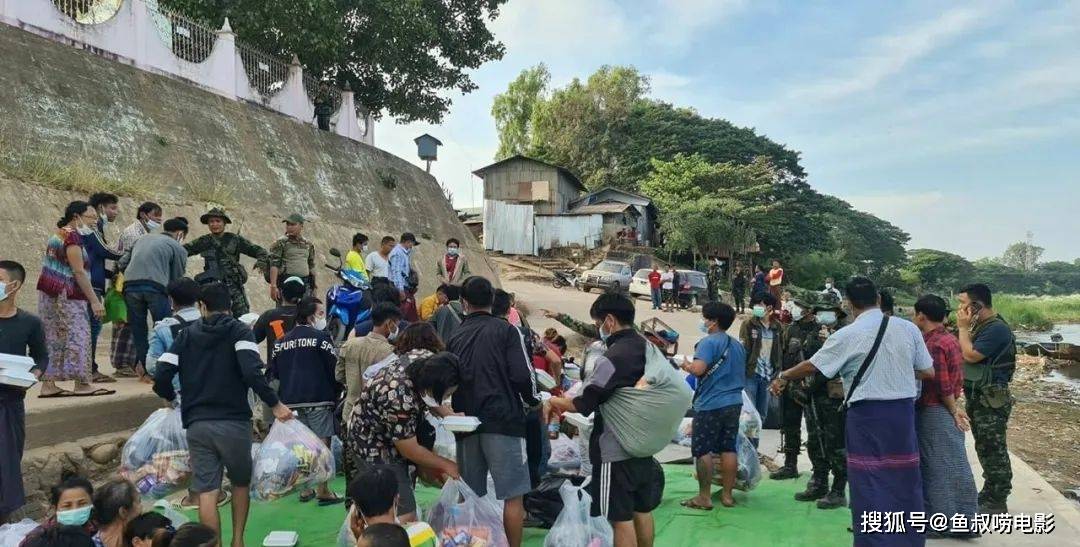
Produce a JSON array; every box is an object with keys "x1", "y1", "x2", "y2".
[
  {"x1": 283, "y1": 213, "x2": 306, "y2": 224},
  {"x1": 199, "y1": 207, "x2": 231, "y2": 224}
]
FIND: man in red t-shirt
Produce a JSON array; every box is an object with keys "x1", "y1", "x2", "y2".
[{"x1": 648, "y1": 266, "x2": 662, "y2": 310}]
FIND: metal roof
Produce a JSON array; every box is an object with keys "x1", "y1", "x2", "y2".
[
  {"x1": 566, "y1": 202, "x2": 637, "y2": 215},
  {"x1": 471, "y1": 155, "x2": 586, "y2": 191}
]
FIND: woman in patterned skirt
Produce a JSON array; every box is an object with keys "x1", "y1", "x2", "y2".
[{"x1": 36, "y1": 201, "x2": 114, "y2": 398}]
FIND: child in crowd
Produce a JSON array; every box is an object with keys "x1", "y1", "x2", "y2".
[
  {"x1": 357, "y1": 524, "x2": 410, "y2": 547},
  {"x1": 123, "y1": 512, "x2": 172, "y2": 547}
]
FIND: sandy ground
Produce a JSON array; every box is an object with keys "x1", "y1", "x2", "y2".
[{"x1": 507, "y1": 278, "x2": 1080, "y2": 545}]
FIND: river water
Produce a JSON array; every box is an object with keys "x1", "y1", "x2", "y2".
[{"x1": 1016, "y1": 323, "x2": 1080, "y2": 387}]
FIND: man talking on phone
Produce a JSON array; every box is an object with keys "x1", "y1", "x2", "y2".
[{"x1": 956, "y1": 284, "x2": 1016, "y2": 515}]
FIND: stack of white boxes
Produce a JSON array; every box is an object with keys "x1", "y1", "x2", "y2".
[{"x1": 0, "y1": 353, "x2": 38, "y2": 388}]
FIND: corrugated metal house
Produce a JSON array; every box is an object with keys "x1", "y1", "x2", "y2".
[
  {"x1": 474, "y1": 155, "x2": 600, "y2": 255},
  {"x1": 568, "y1": 187, "x2": 658, "y2": 245}
]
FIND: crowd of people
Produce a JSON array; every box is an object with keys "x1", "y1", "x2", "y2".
[{"x1": 0, "y1": 197, "x2": 1020, "y2": 547}]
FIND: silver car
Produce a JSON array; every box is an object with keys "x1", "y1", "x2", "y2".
[{"x1": 579, "y1": 260, "x2": 633, "y2": 292}]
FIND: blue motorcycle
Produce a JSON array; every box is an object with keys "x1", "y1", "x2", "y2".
[{"x1": 324, "y1": 248, "x2": 372, "y2": 344}]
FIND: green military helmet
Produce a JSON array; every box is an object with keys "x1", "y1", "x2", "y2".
[
  {"x1": 200, "y1": 207, "x2": 232, "y2": 225},
  {"x1": 283, "y1": 213, "x2": 306, "y2": 225}
]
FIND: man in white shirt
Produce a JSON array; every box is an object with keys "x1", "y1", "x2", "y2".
[
  {"x1": 365, "y1": 235, "x2": 394, "y2": 281},
  {"x1": 770, "y1": 277, "x2": 934, "y2": 547}
]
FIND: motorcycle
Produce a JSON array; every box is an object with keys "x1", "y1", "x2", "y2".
[
  {"x1": 324, "y1": 248, "x2": 372, "y2": 345},
  {"x1": 552, "y1": 269, "x2": 579, "y2": 290}
]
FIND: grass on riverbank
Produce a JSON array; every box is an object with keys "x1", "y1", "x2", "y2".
[{"x1": 995, "y1": 294, "x2": 1080, "y2": 331}]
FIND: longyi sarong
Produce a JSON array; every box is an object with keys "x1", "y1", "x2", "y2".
[
  {"x1": 847, "y1": 398, "x2": 925, "y2": 547},
  {"x1": 0, "y1": 397, "x2": 27, "y2": 516},
  {"x1": 916, "y1": 404, "x2": 978, "y2": 527}
]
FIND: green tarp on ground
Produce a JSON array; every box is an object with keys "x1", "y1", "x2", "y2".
[{"x1": 183, "y1": 465, "x2": 853, "y2": 546}]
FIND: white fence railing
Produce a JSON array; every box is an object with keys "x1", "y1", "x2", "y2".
[{"x1": 3, "y1": 0, "x2": 374, "y2": 145}]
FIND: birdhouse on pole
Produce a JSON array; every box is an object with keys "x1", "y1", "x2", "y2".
[{"x1": 414, "y1": 134, "x2": 443, "y2": 173}]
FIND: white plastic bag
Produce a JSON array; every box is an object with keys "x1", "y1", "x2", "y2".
[
  {"x1": 428, "y1": 479, "x2": 509, "y2": 547},
  {"x1": 152, "y1": 499, "x2": 190, "y2": 528},
  {"x1": 544, "y1": 477, "x2": 613, "y2": 547},
  {"x1": 734, "y1": 432, "x2": 761, "y2": 491},
  {"x1": 429, "y1": 414, "x2": 456, "y2": 460},
  {"x1": 251, "y1": 419, "x2": 336, "y2": 501},
  {"x1": 0, "y1": 519, "x2": 37, "y2": 547},
  {"x1": 120, "y1": 408, "x2": 191, "y2": 499},
  {"x1": 337, "y1": 507, "x2": 356, "y2": 547},
  {"x1": 548, "y1": 434, "x2": 581, "y2": 470},
  {"x1": 671, "y1": 417, "x2": 693, "y2": 446},
  {"x1": 740, "y1": 391, "x2": 761, "y2": 440}
]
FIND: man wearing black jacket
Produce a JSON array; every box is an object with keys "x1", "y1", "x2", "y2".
[
  {"x1": 447, "y1": 276, "x2": 538, "y2": 547},
  {"x1": 153, "y1": 282, "x2": 292, "y2": 547},
  {"x1": 547, "y1": 292, "x2": 664, "y2": 547},
  {"x1": 267, "y1": 296, "x2": 343, "y2": 506}
]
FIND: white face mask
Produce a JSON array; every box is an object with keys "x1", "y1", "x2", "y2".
[
  {"x1": 313, "y1": 317, "x2": 327, "y2": 331},
  {"x1": 361, "y1": 244, "x2": 369, "y2": 253},
  {"x1": 145, "y1": 219, "x2": 161, "y2": 231},
  {"x1": 76, "y1": 224, "x2": 94, "y2": 236},
  {"x1": 790, "y1": 305, "x2": 804, "y2": 321},
  {"x1": 825, "y1": 283, "x2": 833, "y2": 290},
  {"x1": 0, "y1": 281, "x2": 10, "y2": 301},
  {"x1": 387, "y1": 325, "x2": 400, "y2": 342}
]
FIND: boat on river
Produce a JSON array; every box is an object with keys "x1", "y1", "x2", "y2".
[{"x1": 1019, "y1": 341, "x2": 1080, "y2": 362}]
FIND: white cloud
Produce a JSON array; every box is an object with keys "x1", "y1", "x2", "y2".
[
  {"x1": 786, "y1": 4, "x2": 996, "y2": 104},
  {"x1": 648, "y1": 0, "x2": 751, "y2": 50},
  {"x1": 490, "y1": 0, "x2": 631, "y2": 59}
]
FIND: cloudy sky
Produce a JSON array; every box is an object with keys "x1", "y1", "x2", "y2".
[{"x1": 376, "y1": 0, "x2": 1080, "y2": 262}]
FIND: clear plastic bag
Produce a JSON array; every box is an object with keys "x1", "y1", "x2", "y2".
[
  {"x1": 251, "y1": 418, "x2": 336, "y2": 501},
  {"x1": 336, "y1": 507, "x2": 356, "y2": 547},
  {"x1": 0, "y1": 519, "x2": 38, "y2": 547},
  {"x1": 734, "y1": 432, "x2": 761, "y2": 491},
  {"x1": 119, "y1": 408, "x2": 191, "y2": 499},
  {"x1": 428, "y1": 479, "x2": 509, "y2": 547},
  {"x1": 331, "y1": 435, "x2": 344, "y2": 472},
  {"x1": 547, "y1": 434, "x2": 581, "y2": 470},
  {"x1": 544, "y1": 477, "x2": 613, "y2": 547},
  {"x1": 740, "y1": 391, "x2": 762, "y2": 440}
]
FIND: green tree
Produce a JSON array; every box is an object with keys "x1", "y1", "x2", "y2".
[
  {"x1": 1001, "y1": 233, "x2": 1044, "y2": 272},
  {"x1": 162, "y1": 0, "x2": 508, "y2": 123},
  {"x1": 900, "y1": 249, "x2": 975, "y2": 294},
  {"x1": 491, "y1": 64, "x2": 550, "y2": 160}
]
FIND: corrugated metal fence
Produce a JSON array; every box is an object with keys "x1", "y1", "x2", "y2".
[
  {"x1": 483, "y1": 200, "x2": 536, "y2": 255},
  {"x1": 535, "y1": 214, "x2": 602, "y2": 251}
]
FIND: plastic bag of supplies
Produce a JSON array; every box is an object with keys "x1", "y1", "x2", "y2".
[
  {"x1": 251, "y1": 419, "x2": 335, "y2": 501},
  {"x1": 543, "y1": 477, "x2": 613, "y2": 547},
  {"x1": 428, "y1": 479, "x2": 509, "y2": 547},
  {"x1": 119, "y1": 408, "x2": 191, "y2": 499}
]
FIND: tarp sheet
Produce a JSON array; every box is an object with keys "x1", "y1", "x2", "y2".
[{"x1": 177, "y1": 464, "x2": 853, "y2": 546}]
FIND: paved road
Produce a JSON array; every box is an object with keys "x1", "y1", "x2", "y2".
[{"x1": 507, "y1": 279, "x2": 1080, "y2": 546}]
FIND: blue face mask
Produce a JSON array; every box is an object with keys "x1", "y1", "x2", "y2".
[
  {"x1": 447, "y1": 247, "x2": 460, "y2": 256},
  {"x1": 0, "y1": 281, "x2": 8, "y2": 302},
  {"x1": 698, "y1": 320, "x2": 710, "y2": 334},
  {"x1": 56, "y1": 505, "x2": 92, "y2": 526},
  {"x1": 816, "y1": 311, "x2": 838, "y2": 326},
  {"x1": 597, "y1": 320, "x2": 611, "y2": 343},
  {"x1": 752, "y1": 305, "x2": 766, "y2": 318}
]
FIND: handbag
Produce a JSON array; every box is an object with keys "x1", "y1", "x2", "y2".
[{"x1": 841, "y1": 316, "x2": 890, "y2": 409}]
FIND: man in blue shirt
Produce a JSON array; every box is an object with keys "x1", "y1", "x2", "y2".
[
  {"x1": 388, "y1": 232, "x2": 419, "y2": 299},
  {"x1": 680, "y1": 301, "x2": 745, "y2": 510}
]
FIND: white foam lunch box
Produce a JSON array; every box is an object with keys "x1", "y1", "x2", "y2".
[
  {"x1": 262, "y1": 531, "x2": 298, "y2": 547},
  {"x1": 535, "y1": 369, "x2": 557, "y2": 390},
  {"x1": 0, "y1": 353, "x2": 36, "y2": 373},
  {"x1": 441, "y1": 416, "x2": 482, "y2": 433},
  {"x1": 0, "y1": 369, "x2": 37, "y2": 388}
]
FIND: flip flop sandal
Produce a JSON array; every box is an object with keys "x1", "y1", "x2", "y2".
[
  {"x1": 298, "y1": 490, "x2": 317, "y2": 503},
  {"x1": 217, "y1": 490, "x2": 232, "y2": 507},
  {"x1": 317, "y1": 494, "x2": 345, "y2": 507},
  {"x1": 93, "y1": 372, "x2": 118, "y2": 383},
  {"x1": 75, "y1": 388, "x2": 116, "y2": 397},
  {"x1": 680, "y1": 499, "x2": 713, "y2": 511},
  {"x1": 38, "y1": 389, "x2": 77, "y2": 398}
]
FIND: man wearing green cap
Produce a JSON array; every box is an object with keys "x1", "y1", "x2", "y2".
[
  {"x1": 268, "y1": 214, "x2": 316, "y2": 303},
  {"x1": 184, "y1": 208, "x2": 269, "y2": 316},
  {"x1": 772, "y1": 296, "x2": 823, "y2": 480}
]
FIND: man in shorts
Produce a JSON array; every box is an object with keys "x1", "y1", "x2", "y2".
[
  {"x1": 547, "y1": 292, "x2": 665, "y2": 546},
  {"x1": 447, "y1": 277, "x2": 540, "y2": 547},
  {"x1": 680, "y1": 302, "x2": 746, "y2": 509},
  {"x1": 154, "y1": 282, "x2": 292, "y2": 546},
  {"x1": 267, "y1": 296, "x2": 344, "y2": 506}
]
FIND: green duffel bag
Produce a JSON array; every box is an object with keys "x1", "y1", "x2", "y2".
[
  {"x1": 103, "y1": 287, "x2": 127, "y2": 324},
  {"x1": 601, "y1": 340, "x2": 693, "y2": 458}
]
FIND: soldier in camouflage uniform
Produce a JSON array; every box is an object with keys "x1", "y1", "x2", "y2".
[
  {"x1": 956, "y1": 284, "x2": 1016, "y2": 514},
  {"x1": 771, "y1": 297, "x2": 824, "y2": 480},
  {"x1": 268, "y1": 213, "x2": 316, "y2": 303},
  {"x1": 184, "y1": 208, "x2": 269, "y2": 317},
  {"x1": 796, "y1": 301, "x2": 849, "y2": 509}
]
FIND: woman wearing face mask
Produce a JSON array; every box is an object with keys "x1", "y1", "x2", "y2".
[
  {"x1": 19, "y1": 475, "x2": 96, "y2": 546},
  {"x1": 89, "y1": 479, "x2": 140, "y2": 547},
  {"x1": 37, "y1": 201, "x2": 113, "y2": 398},
  {"x1": 265, "y1": 296, "x2": 344, "y2": 506},
  {"x1": 344, "y1": 465, "x2": 437, "y2": 547},
  {"x1": 435, "y1": 238, "x2": 469, "y2": 286},
  {"x1": 347, "y1": 341, "x2": 462, "y2": 523}
]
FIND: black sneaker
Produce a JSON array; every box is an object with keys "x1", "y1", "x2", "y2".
[
  {"x1": 794, "y1": 477, "x2": 828, "y2": 502},
  {"x1": 770, "y1": 465, "x2": 799, "y2": 480}
]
